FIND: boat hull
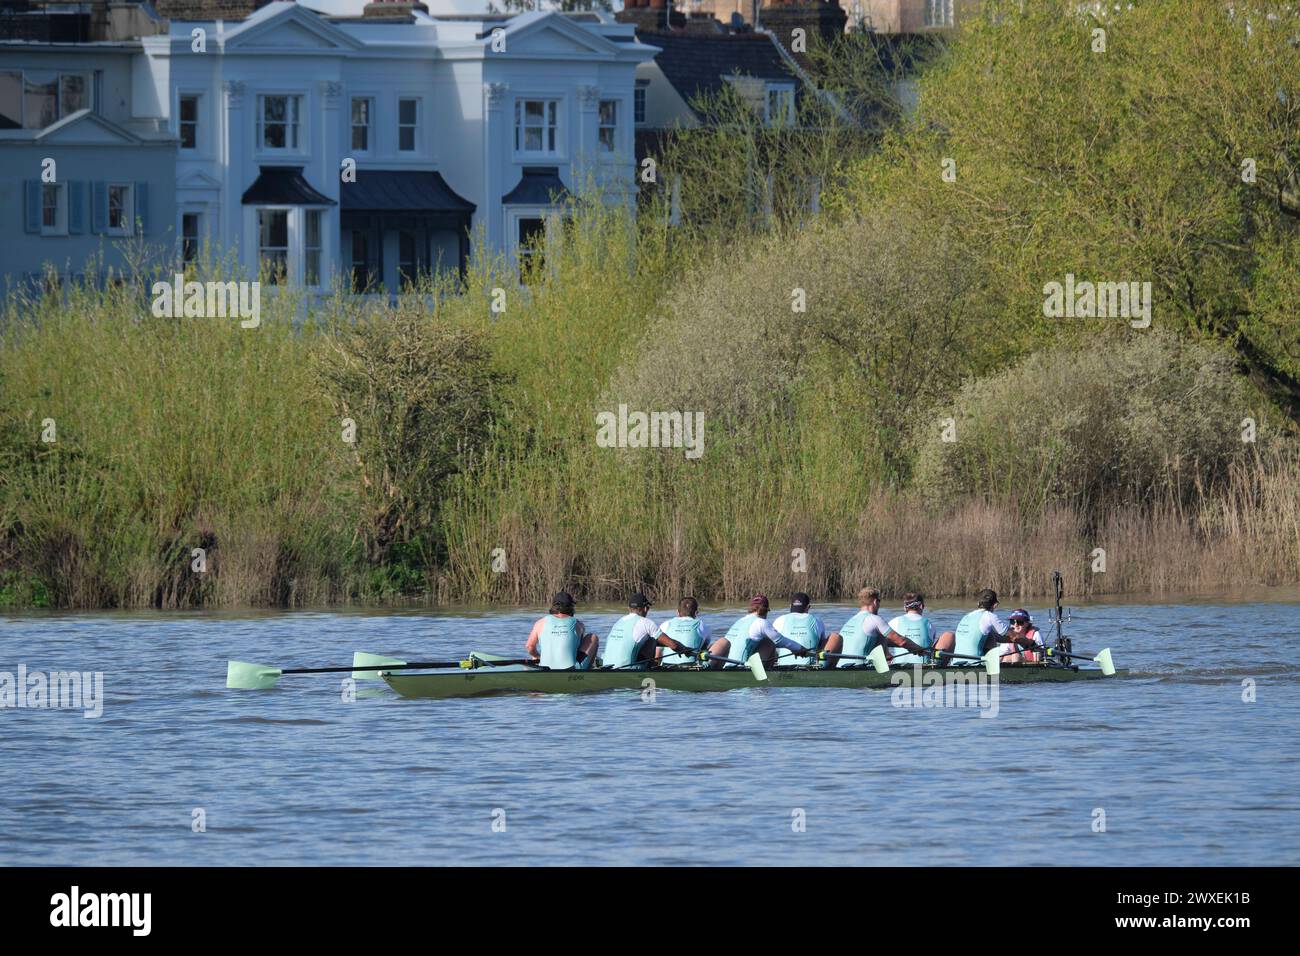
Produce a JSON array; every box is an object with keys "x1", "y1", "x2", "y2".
[{"x1": 382, "y1": 664, "x2": 1121, "y2": 700}]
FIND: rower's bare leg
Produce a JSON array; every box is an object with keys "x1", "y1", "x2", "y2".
[
  {"x1": 823, "y1": 633, "x2": 842, "y2": 668},
  {"x1": 707, "y1": 638, "x2": 730, "y2": 669},
  {"x1": 578, "y1": 633, "x2": 599, "y2": 667},
  {"x1": 934, "y1": 630, "x2": 956, "y2": 663}
]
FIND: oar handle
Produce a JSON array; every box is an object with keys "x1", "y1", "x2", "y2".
[{"x1": 928, "y1": 649, "x2": 983, "y2": 662}]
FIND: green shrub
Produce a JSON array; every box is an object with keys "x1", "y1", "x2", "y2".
[
  {"x1": 909, "y1": 331, "x2": 1283, "y2": 516},
  {"x1": 316, "y1": 305, "x2": 509, "y2": 569}
]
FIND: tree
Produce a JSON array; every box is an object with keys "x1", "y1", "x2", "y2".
[{"x1": 848, "y1": 0, "x2": 1300, "y2": 420}]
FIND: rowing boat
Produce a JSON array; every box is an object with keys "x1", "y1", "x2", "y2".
[{"x1": 381, "y1": 663, "x2": 1123, "y2": 699}]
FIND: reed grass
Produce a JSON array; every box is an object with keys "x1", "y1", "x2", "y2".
[{"x1": 1, "y1": 201, "x2": 1297, "y2": 609}]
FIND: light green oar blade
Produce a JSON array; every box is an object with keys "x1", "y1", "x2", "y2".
[
  {"x1": 745, "y1": 653, "x2": 768, "y2": 682},
  {"x1": 1093, "y1": 647, "x2": 1116, "y2": 676},
  {"x1": 227, "y1": 660, "x2": 283, "y2": 690},
  {"x1": 352, "y1": 651, "x2": 406, "y2": 681},
  {"x1": 981, "y1": 647, "x2": 1002, "y2": 677},
  {"x1": 866, "y1": 645, "x2": 890, "y2": 674}
]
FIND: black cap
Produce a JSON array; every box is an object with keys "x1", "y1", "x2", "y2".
[
  {"x1": 628, "y1": 592, "x2": 651, "y2": 608},
  {"x1": 791, "y1": 592, "x2": 811, "y2": 611},
  {"x1": 552, "y1": 591, "x2": 575, "y2": 607}
]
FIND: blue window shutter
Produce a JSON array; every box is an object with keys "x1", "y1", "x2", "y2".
[
  {"x1": 24, "y1": 180, "x2": 41, "y2": 234},
  {"x1": 134, "y1": 182, "x2": 149, "y2": 235},
  {"x1": 68, "y1": 181, "x2": 86, "y2": 235},
  {"x1": 91, "y1": 181, "x2": 106, "y2": 233}
]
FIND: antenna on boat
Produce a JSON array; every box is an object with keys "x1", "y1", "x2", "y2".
[{"x1": 1050, "y1": 569, "x2": 1072, "y2": 657}]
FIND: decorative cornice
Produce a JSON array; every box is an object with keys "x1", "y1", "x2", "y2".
[{"x1": 485, "y1": 82, "x2": 509, "y2": 109}]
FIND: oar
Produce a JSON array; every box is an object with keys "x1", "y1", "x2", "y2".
[
  {"x1": 703, "y1": 652, "x2": 768, "y2": 680},
  {"x1": 227, "y1": 654, "x2": 537, "y2": 690},
  {"x1": 657, "y1": 647, "x2": 768, "y2": 680},
  {"x1": 817, "y1": 646, "x2": 893, "y2": 674},
  {"x1": 1043, "y1": 646, "x2": 1116, "y2": 675},
  {"x1": 351, "y1": 650, "x2": 546, "y2": 681}
]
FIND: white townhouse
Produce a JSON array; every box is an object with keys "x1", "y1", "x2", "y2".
[{"x1": 136, "y1": 1, "x2": 657, "y2": 293}]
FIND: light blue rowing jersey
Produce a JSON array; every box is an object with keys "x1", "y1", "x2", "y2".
[
  {"x1": 953, "y1": 609, "x2": 1007, "y2": 662},
  {"x1": 538, "y1": 615, "x2": 581, "y2": 669},
  {"x1": 837, "y1": 610, "x2": 888, "y2": 667},
  {"x1": 659, "y1": 616, "x2": 708, "y2": 666},
  {"x1": 772, "y1": 612, "x2": 825, "y2": 667},
  {"x1": 600, "y1": 616, "x2": 660, "y2": 671},
  {"x1": 885, "y1": 613, "x2": 935, "y2": 666},
  {"x1": 722, "y1": 613, "x2": 759, "y2": 667}
]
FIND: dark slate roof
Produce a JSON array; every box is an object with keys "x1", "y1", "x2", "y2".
[
  {"x1": 341, "y1": 169, "x2": 475, "y2": 214},
  {"x1": 502, "y1": 167, "x2": 571, "y2": 206},
  {"x1": 241, "y1": 166, "x2": 335, "y2": 206},
  {"x1": 638, "y1": 29, "x2": 803, "y2": 119}
]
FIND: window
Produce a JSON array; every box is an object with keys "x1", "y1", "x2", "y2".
[
  {"x1": 60, "y1": 75, "x2": 86, "y2": 114},
  {"x1": 514, "y1": 99, "x2": 558, "y2": 154},
  {"x1": 182, "y1": 213, "x2": 201, "y2": 263},
  {"x1": 0, "y1": 71, "x2": 86, "y2": 129},
  {"x1": 258, "y1": 209, "x2": 289, "y2": 283},
  {"x1": 924, "y1": 0, "x2": 954, "y2": 27},
  {"x1": 398, "y1": 231, "x2": 418, "y2": 289},
  {"x1": 179, "y1": 95, "x2": 199, "y2": 149},
  {"x1": 305, "y1": 210, "x2": 322, "y2": 287},
  {"x1": 598, "y1": 99, "x2": 618, "y2": 153},
  {"x1": 258, "y1": 94, "x2": 301, "y2": 150},
  {"x1": 0, "y1": 71, "x2": 20, "y2": 129},
  {"x1": 517, "y1": 216, "x2": 546, "y2": 281},
  {"x1": 24, "y1": 73, "x2": 57, "y2": 129},
  {"x1": 107, "y1": 183, "x2": 133, "y2": 235},
  {"x1": 765, "y1": 84, "x2": 795, "y2": 127},
  {"x1": 351, "y1": 231, "x2": 372, "y2": 292},
  {"x1": 633, "y1": 86, "x2": 646, "y2": 125},
  {"x1": 350, "y1": 97, "x2": 371, "y2": 151},
  {"x1": 398, "y1": 98, "x2": 418, "y2": 152},
  {"x1": 41, "y1": 183, "x2": 66, "y2": 236}
]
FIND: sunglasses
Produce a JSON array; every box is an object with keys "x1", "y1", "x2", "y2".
[{"x1": 1010, "y1": 620, "x2": 1029, "y2": 626}]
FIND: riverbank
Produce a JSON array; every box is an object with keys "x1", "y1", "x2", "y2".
[{"x1": 3, "y1": 1, "x2": 1298, "y2": 609}]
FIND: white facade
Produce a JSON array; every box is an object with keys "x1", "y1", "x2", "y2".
[{"x1": 136, "y1": 3, "x2": 655, "y2": 291}]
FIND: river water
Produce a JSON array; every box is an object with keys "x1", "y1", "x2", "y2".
[{"x1": 1, "y1": 595, "x2": 1297, "y2": 866}]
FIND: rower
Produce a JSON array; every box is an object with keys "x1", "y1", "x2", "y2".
[
  {"x1": 1003, "y1": 608, "x2": 1046, "y2": 663},
  {"x1": 525, "y1": 591, "x2": 599, "y2": 669},
  {"x1": 772, "y1": 592, "x2": 839, "y2": 667},
  {"x1": 657, "y1": 597, "x2": 722, "y2": 668},
  {"x1": 934, "y1": 587, "x2": 1010, "y2": 664},
  {"x1": 830, "y1": 587, "x2": 891, "y2": 668},
  {"x1": 717, "y1": 593, "x2": 814, "y2": 667},
  {"x1": 602, "y1": 592, "x2": 696, "y2": 669},
  {"x1": 881, "y1": 592, "x2": 937, "y2": 665}
]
